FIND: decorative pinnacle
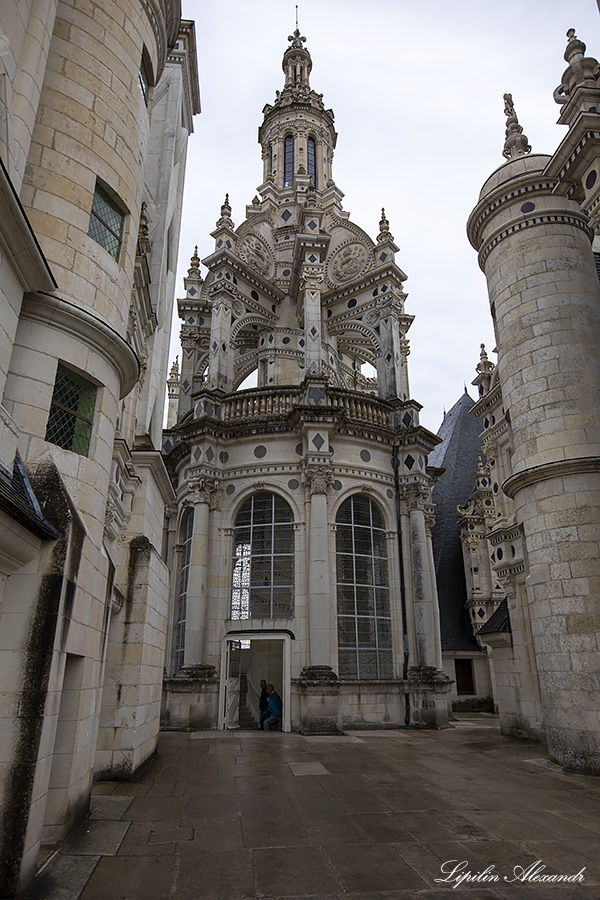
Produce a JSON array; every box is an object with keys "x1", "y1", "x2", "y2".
[
  {"x1": 564, "y1": 27, "x2": 586, "y2": 64},
  {"x1": 476, "y1": 343, "x2": 494, "y2": 374},
  {"x1": 216, "y1": 194, "x2": 234, "y2": 229},
  {"x1": 377, "y1": 207, "x2": 394, "y2": 243},
  {"x1": 502, "y1": 93, "x2": 531, "y2": 160},
  {"x1": 187, "y1": 245, "x2": 200, "y2": 276}
]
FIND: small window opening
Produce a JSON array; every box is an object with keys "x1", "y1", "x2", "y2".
[
  {"x1": 45, "y1": 364, "x2": 97, "y2": 456},
  {"x1": 88, "y1": 181, "x2": 125, "y2": 261}
]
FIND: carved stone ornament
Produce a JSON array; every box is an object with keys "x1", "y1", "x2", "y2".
[
  {"x1": 328, "y1": 243, "x2": 368, "y2": 286},
  {"x1": 190, "y1": 476, "x2": 222, "y2": 510},
  {"x1": 306, "y1": 465, "x2": 333, "y2": 495},
  {"x1": 239, "y1": 234, "x2": 273, "y2": 277},
  {"x1": 407, "y1": 483, "x2": 430, "y2": 511}
]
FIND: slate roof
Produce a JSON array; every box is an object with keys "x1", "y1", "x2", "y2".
[
  {"x1": 0, "y1": 454, "x2": 59, "y2": 540},
  {"x1": 478, "y1": 597, "x2": 511, "y2": 634},
  {"x1": 430, "y1": 390, "x2": 484, "y2": 652}
]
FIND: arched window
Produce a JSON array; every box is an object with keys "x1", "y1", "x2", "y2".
[
  {"x1": 174, "y1": 509, "x2": 194, "y2": 672},
  {"x1": 335, "y1": 494, "x2": 393, "y2": 679},
  {"x1": 284, "y1": 135, "x2": 294, "y2": 187},
  {"x1": 307, "y1": 136, "x2": 317, "y2": 188},
  {"x1": 231, "y1": 492, "x2": 294, "y2": 619}
]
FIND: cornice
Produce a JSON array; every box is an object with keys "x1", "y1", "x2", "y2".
[
  {"x1": 503, "y1": 456, "x2": 600, "y2": 499},
  {"x1": 22, "y1": 292, "x2": 139, "y2": 399}
]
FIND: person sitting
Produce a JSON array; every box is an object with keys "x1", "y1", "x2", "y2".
[{"x1": 262, "y1": 684, "x2": 282, "y2": 731}]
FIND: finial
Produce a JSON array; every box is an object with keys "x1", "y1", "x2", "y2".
[
  {"x1": 502, "y1": 93, "x2": 531, "y2": 160},
  {"x1": 563, "y1": 27, "x2": 587, "y2": 66},
  {"x1": 288, "y1": 28, "x2": 307, "y2": 50},
  {"x1": 169, "y1": 356, "x2": 179, "y2": 379},
  {"x1": 554, "y1": 27, "x2": 598, "y2": 108},
  {"x1": 187, "y1": 245, "x2": 200, "y2": 276},
  {"x1": 296, "y1": 4, "x2": 299, "y2": 29},
  {"x1": 216, "y1": 194, "x2": 234, "y2": 229},
  {"x1": 304, "y1": 178, "x2": 317, "y2": 208},
  {"x1": 377, "y1": 207, "x2": 394, "y2": 243}
]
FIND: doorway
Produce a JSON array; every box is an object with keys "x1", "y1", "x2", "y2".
[{"x1": 219, "y1": 632, "x2": 292, "y2": 732}]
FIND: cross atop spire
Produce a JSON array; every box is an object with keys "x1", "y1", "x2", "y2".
[{"x1": 502, "y1": 93, "x2": 531, "y2": 160}]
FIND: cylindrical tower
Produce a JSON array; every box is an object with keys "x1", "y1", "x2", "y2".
[{"x1": 467, "y1": 92, "x2": 600, "y2": 773}]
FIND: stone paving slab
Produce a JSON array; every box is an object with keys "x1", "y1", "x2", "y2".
[{"x1": 22, "y1": 716, "x2": 600, "y2": 899}]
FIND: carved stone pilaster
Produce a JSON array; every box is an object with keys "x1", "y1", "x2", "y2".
[
  {"x1": 189, "y1": 475, "x2": 222, "y2": 510},
  {"x1": 304, "y1": 464, "x2": 333, "y2": 496}
]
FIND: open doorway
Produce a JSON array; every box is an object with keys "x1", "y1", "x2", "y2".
[{"x1": 219, "y1": 632, "x2": 292, "y2": 731}]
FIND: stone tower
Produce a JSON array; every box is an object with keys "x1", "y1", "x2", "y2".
[
  {"x1": 467, "y1": 31, "x2": 600, "y2": 773},
  {"x1": 163, "y1": 29, "x2": 451, "y2": 733}
]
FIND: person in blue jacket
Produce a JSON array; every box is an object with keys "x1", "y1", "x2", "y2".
[{"x1": 263, "y1": 684, "x2": 282, "y2": 731}]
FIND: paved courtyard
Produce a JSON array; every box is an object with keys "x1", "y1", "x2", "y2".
[{"x1": 25, "y1": 715, "x2": 600, "y2": 899}]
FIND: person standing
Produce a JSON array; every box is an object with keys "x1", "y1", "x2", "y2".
[
  {"x1": 263, "y1": 684, "x2": 282, "y2": 731},
  {"x1": 258, "y1": 679, "x2": 269, "y2": 730}
]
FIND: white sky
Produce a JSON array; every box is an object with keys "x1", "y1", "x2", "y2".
[{"x1": 173, "y1": 0, "x2": 599, "y2": 433}]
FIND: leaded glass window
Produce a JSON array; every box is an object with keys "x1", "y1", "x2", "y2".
[
  {"x1": 283, "y1": 135, "x2": 294, "y2": 187},
  {"x1": 174, "y1": 509, "x2": 194, "y2": 673},
  {"x1": 45, "y1": 364, "x2": 97, "y2": 456},
  {"x1": 88, "y1": 182, "x2": 125, "y2": 261},
  {"x1": 307, "y1": 137, "x2": 317, "y2": 187},
  {"x1": 336, "y1": 494, "x2": 393, "y2": 679},
  {"x1": 231, "y1": 492, "x2": 294, "y2": 619}
]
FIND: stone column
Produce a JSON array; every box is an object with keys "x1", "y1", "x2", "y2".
[
  {"x1": 424, "y1": 509, "x2": 443, "y2": 670},
  {"x1": 207, "y1": 286, "x2": 233, "y2": 392},
  {"x1": 376, "y1": 296, "x2": 407, "y2": 400},
  {"x1": 184, "y1": 477, "x2": 220, "y2": 667},
  {"x1": 305, "y1": 466, "x2": 333, "y2": 667},
  {"x1": 408, "y1": 487, "x2": 438, "y2": 668},
  {"x1": 301, "y1": 269, "x2": 325, "y2": 377}
]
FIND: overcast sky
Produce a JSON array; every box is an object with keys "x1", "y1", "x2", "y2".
[{"x1": 173, "y1": 0, "x2": 599, "y2": 433}]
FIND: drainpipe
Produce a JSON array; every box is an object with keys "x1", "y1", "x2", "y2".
[{"x1": 392, "y1": 445, "x2": 411, "y2": 726}]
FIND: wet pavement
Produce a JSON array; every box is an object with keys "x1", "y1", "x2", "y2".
[{"x1": 25, "y1": 715, "x2": 600, "y2": 899}]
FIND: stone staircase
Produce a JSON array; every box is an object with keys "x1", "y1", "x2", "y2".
[{"x1": 238, "y1": 674, "x2": 258, "y2": 729}]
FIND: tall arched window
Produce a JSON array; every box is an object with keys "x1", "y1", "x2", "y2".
[
  {"x1": 336, "y1": 495, "x2": 393, "y2": 679},
  {"x1": 174, "y1": 508, "x2": 194, "y2": 672},
  {"x1": 307, "y1": 136, "x2": 317, "y2": 188},
  {"x1": 231, "y1": 492, "x2": 294, "y2": 618},
  {"x1": 283, "y1": 135, "x2": 294, "y2": 187}
]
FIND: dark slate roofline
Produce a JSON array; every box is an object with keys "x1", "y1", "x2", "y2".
[
  {"x1": 478, "y1": 597, "x2": 511, "y2": 634},
  {"x1": 0, "y1": 455, "x2": 60, "y2": 541}
]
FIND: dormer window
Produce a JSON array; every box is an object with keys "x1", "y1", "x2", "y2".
[{"x1": 284, "y1": 135, "x2": 294, "y2": 187}]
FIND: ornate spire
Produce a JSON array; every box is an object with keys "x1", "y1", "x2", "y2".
[
  {"x1": 554, "y1": 28, "x2": 600, "y2": 110},
  {"x1": 502, "y1": 93, "x2": 531, "y2": 160},
  {"x1": 216, "y1": 194, "x2": 234, "y2": 229},
  {"x1": 377, "y1": 207, "x2": 394, "y2": 243},
  {"x1": 187, "y1": 245, "x2": 200, "y2": 277}
]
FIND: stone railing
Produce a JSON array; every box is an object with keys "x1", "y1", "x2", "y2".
[
  {"x1": 219, "y1": 384, "x2": 393, "y2": 430},
  {"x1": 222, "y1": 387, "x2": 301, "y2": 421}
]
